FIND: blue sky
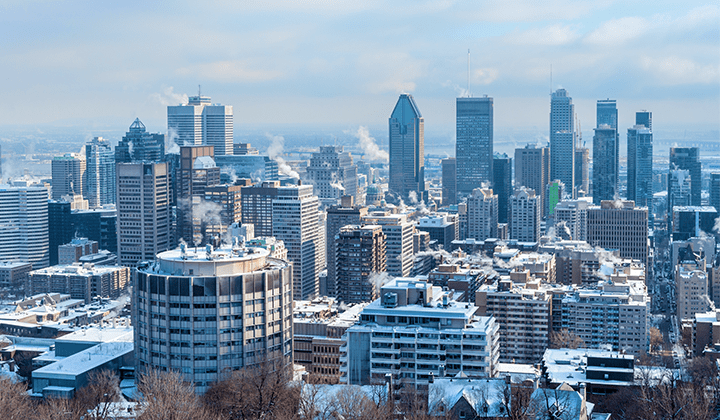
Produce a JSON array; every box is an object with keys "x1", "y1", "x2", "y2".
[{"x1": 1, "y1": 0, "x2": 718, "y2": 135}]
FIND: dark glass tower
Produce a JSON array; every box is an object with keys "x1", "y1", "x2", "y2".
[
  {"x1": 493, "y1": 153, "x2": 511, "y2": 224},
  {"x1": 456, "y1": 96, "x2": 493, "y2": 195},
  {"x1": 550, "y1": 89, "x2": 575, "y2": 194},
  {"x1": 592, "y1": 100, "x2": 619, "y2": 204},
  {"x1": 627, "y1": 112, "x2": 653, "y2": 208},
  {"x1": 669, "y1": 147, "x2": 701, "y2": 207},
  {"x1": 115, "y1": 118, "x2": 165, "y2": 163},
  {"x1": 389, "y1": 94, "x2": 425, "y2": 202}
]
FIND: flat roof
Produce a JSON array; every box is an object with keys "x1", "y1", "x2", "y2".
[{"x1": 33, "y1": 342, "x2": 133, "y2": 378}]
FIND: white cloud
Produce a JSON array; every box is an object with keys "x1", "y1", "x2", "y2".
[
  {"x1": 150, "y1": 87, "x2": 189, "y2": 107},
  {"x1": 641, "y1": 55, "x2": 720, "y2": 85},
  {"x1": 505, "y1": 24, "x2": 581, "y2": 46},
  {"x1": 585, "y1": 16, "x2": 651, "y2": 45},
  {"x1": 471, "y1": 68, "x2": 499, "y2": 85},
  {"x1": 176, "y1": 60, "x2": 285, "y2": 83},
  {"x1": 357, "y1": 52, "x2": 426, "y2": 95}
]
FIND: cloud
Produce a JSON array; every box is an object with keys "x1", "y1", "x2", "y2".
[
  {"x1": 177, "y1": 60, "x2": 285, "y2": 83},
  {"x1": 471, "y1": 68, "x2": 499, "y2": 85},
  {"x1": 358, "y1": 52, "x2": 425, "y2": 94},
  {"x1": 150, "y1": 86, "x2": 188, "y2": 107},
  {"x1": 585, "y1": 16, "x2": 651, "y2": 45},
  {"x1": 641, "y1": 56, "x2": 720, "y2": 85},
  {"x1": 505, "y1": 24, "x2": 581, "y2": 46}
]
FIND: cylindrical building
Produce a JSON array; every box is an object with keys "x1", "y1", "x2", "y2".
[{"x1": 134, "y1": 243, "x2": 293, "y2": 392}]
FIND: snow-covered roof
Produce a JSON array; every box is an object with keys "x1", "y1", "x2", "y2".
[{"x1": 428, "y1": 377, "x2": 509, "y2": 418}]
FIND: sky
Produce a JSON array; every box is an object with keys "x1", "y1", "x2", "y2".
[{"x1": 1, "y1": 0, "x2": 718, "y2": 138}]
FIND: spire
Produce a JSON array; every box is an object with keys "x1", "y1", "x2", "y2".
[{"x1": 129, "y1": 118, "x2": 146, "y2": 131}]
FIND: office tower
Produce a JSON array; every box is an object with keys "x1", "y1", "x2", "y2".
[
  {"x1": 554, "y1": 200, "x2": 589, "y2": 241},
  {"x1": 636, "y1": 110, "x2": 652, "y2": 130},
  {"x1": 203, "y1": 185, "x2": 243, "y2": 239},
  {"x1": 214, "y1": 155, "x2": 279, "y2": 182},
  {"x1": 176, "y1": 146, "x2": 221, "y2": 244},
  {"x1": 325, "y1": 196, "x2": 367, "y2": 297},
  {"x1": 668, "y1": 169, "x2": 693, "y2": 217},
  {"x1": 49, "y1": 202, "x2": 118, "y2": 265},
  {"x1": 416, "y1": 213, "x2": 459, "y2": 250},
  {"x1": 627, "y1": 123, "x2": 653, "y2": 208},
  {"x1": 51, "y1": 153, "x2": 85, "y2": 200},
  {"x1": 476, "y1": 273, "x2": 551, "y2": 363},
  {"x1": 388, "y1": 94, "x2": 425, "y2": 202},
  {"x1": 241, "y1": 181, "x2": 280, "y2": 237},
  {"x1": 341, "y1": 278, "x2": 500, "y2": 387},
  {"x1": 675, "y1": 245, "x2": 710, "y2": 321},
  {"x1": 574, "y1": 147, "x2": 589, "y2": 195},
  {"x1": 335, "y1": 225, "x2": 386, "y2": 304},
  {"x1": 545, "y1": 180, "x2": 565, "y2": 216},
  {"x1": 272, "y1": 184, "x2": 322, "y2": 300},
  {"x1": 441, "y1": 157, "x2": 457, "y2": 206},
  {"x1": 550, "y1": 89, "x2": 575, "y2": 193},
  {"x1": 0, "y1": 181, "x2": 49, "y2": 269},
  {"x1": 515, "y1": 144, "x2": 550, "y2": 217},
  {"x1": 466, "y1": 188, "x2": 498, "y2": 241},
  {"x1": 669, "y1": 147, "x2": 701, "y2": 206},
  {"x1": 307, "y1": 146, "x2": 358, "y2": 203},
  {"x1": 592, "y1": 100, "x2": 619, "y2": 205},
  {"x1": 115, "y1": 118, "x2": 165, "y2": 163},
  {"x1": 671, "y1": 206, "x2": 717, "y2": 241},
  {"x1": 29, "y1": 264, "x2": 129, "y2": 304},
  {"x1": 493, "y1": 153, "x2": 511, "y2": 223},
  {"x1": 116, "y1": 162, "x2": 171, "y2": 266},
  {"x1": 167, "y1": 94, "x2": 233, "y2": 156},
  {"x1": 361, "y1": 212, "x2": 414, "y2": 277},
  {"x1": 85, "y1": 137, "x2": 116, "y2": 207},
  {"x1": 134, "y1": 243, "x2": 293, "y2": 393},
  {"x1": 587, "y1": 200, "x2": 649, "y2": 275},
  {"x1": 456, "y1": 96, "x2": 493, "y2": 195},
  {"x1": 711, "y1": 173, "x2": 720, "y2": 213},
  {"x1": 510, "y1": 188, "x2": 540, "y2": 242}
]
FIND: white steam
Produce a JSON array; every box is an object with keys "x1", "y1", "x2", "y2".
[
  {"x1": 151, "y1": 86, "x2": 189, "y2": 107},
  {"x1": 369, "y1": 272, "x2": 393, "y2": 293},
  {"x1": 354, "y1": 126, "x2": 389, "y2": 162},
  {"x1": 408, "y1": 190, "x2": 418, "y2": 204},
  {"x1": 166, "y1": 127, "x2": 180, "y2": 154},
  {"x1": 266, "y1": 133, "x2": 300, "y2": 179}
]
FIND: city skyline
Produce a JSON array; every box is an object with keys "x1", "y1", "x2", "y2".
[{"x1": 0, "y1": 1, "x2": 717, "y2": 135}]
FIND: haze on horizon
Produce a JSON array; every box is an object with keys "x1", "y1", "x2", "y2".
[{"x1": 1, "y1": 0, "x2": 718, "y2": 136}]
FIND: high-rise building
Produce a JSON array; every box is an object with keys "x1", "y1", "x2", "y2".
[
  {"x1": 574, "y1": 147, "x2": 589, "y2": 195},
  {"x1": 710, "y1": 173, "x2": 720, "y2": 213},
  {"x1": 627, "y1": 122, "x2": 653, "y2": 208},
  {"x1": 272, "y1": 184, "x2": 322, "y2": 300},
  {"x1": 325, "y1": 196, "x2": 368, "y2": 298},
  {"x1": 441, "y1": 157, "x2": 457, "y2": 206},
  {"x1": 592, "y1": 100, "x2": 619, "y2": 205},
  {"x1": 134, "y1": 243, "x2": 293, "y2": 393},
  {"x1": 416, "y1": 213, "x2": 459, "y2": 250},
  {"x1": 307, "y1": 146, "x2": 358, "y2": 203},
  {"x1": 241, "y1": 181, "x2": 280, "y2": 237},
  {"x1": 0, "y1": 181, "x2": 49, "y2": 269},
  {"x1": 388, "y1": 94, "x2": 425, "y2": 202},
  {"x1": 167, "y1": 95, "x2": 233, "y2": 156},
  {"x1": 669, "y1": 147, "x2": 701, "y2": 207},
  {"x1": 675, "y1": 245, "x2": 711, "y2": 321},
  {"x1": 116, "y1": 162, "x2": 171, "y2": 266},
  {"x1": 510, "y1": 188, "x2": 541, "y2": 242},
  {"x1": 51, "y1": 153, "x2": 85, "y2": 200},
  {"x1": 554, "y1": 200, "x2": 589, "y2": 241},
  {"x1": 515, "y1": 144, "x2": 550, "y2": 217},
  {"x1": 493, "y1": 153, "x2": 511, "y2": 224},
  {"x1": 587, "y1": 200, "x2": 649, "y2": 276},
  {"x1": 176, "y1": 146, "x2": 221, "y2": 244},
  {"x1": 85, "y1": 137, "x2": 115, "y2": 207},
  {"x1": 361, "y1": 212, "x2": 414, "y2": 277},
  {"x1": 341, "y1": 278, "x2": 500, "y2": 387},
  {"x1": 550, "y1": 89, "x2": 575, "y2": 193},
  {"x1": 466, "y1": 188, "x2": 498, "y2": 241},
  {"x1": 115, "y1": 118, "x2": 165, "y2": 163},
  {"x1": 545, "y1": 180, "x2": 565, "y2": 216},
  {"x1": 636, "y1": 110, "x2": 652, "y2": 130},
  {"x1": 336, "y1": 225, "x2": 386, "y2": 304},
  {"x1": 456, "y1": 96, "x2": 493, "y2": 195}
]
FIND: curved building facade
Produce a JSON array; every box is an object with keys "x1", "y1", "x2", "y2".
[{"x1": 134, "y1": 244, "x2": 293, "y2": 392}]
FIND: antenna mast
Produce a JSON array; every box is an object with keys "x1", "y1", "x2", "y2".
[
  {"x1": 198, "y1": 85, "x2": 202, "y2": 96},
  {"x1": 467, "y1": 49, "x2": 470, "y2": 97},
  {"x1": 550, "y1": 64, "x2": 553, "y2": 94}
]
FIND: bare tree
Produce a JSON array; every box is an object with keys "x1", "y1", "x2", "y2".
[
  {"x1": 0, "y1": 377, "x2": 35, "y2": 420},
  {"x1": 137, "y1": 369, "x2": 208, "y2": 420},
  {"x1": 649, "y1": 327, "x2": 664, "y2": 353},
  {"x1": 549, "y1": 329, "x2": 585, "y2": 349}
]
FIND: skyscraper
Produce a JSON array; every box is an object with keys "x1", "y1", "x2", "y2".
[
  {"x1": 167, "y1": 94, "x2": 233, "y2": 156},
  {"x1": 361, "y1": 212, "x2": 414, "y2": 277},
  {"x1": 0, "y1": 181, "x2": 49, "y2": 269},
  {"x1": 116, "y1": 162, "x2": 171, "y2": 266},
  {"x1": 325, "y1": 196, "x2": 367, "y2": 298},
  {"x1": 176, "y1": 146, "x2": 221, "y2": 244},
  {"x1": 456, "y1": 96, "x2": 493, "y2": 195},
  {"x1": 85, "y1": 137, "x2": 116, "y2": 208},
  {"x1": 515, "y1": 144, "x2": 550, "y2": 217},
  {"x1": 587, "y1": 200, "x2": 649, "y2": 276},
  {"x1": 669, "y1": 147, "x2": 701, "y2": 207},
  {"x1": 493, "y1": 153, "x2": 511, "y2": 224},
  {"x1": 710, "y1": 173, "x2": 720, "y2": 213},
  {"x1": 636, "y1": 110, "x2": 652, "y2": 130},
  {"x1": 51, "y1": 153, "x2": 85, "y2": 200},
  {"x1": 550, "y1": 89, "x2": 575, "y2": 193},
  {"x1": 627, "y1": 118, "x2": 653, "y2": 208},
  {"x1": 306, "y1": 146, "x2": 358, "y2": 203},
  {"x1": 115, "y1": 118, "x2": 165, "y2": 163},
  {"x1": 510, "y1": 188, "x2": 540, "y2": 242},
  {"x1": 335, "y1": 225, "x2": 386, "y2": 304},
  {"x1": 574, "y1": 147, "x2": 589, "y2": 195},
  {"x1": 441, "y1": 157, "x2": 457, "y2": 206},
  {"x1": 388, "y1": 94, "x2": 425, "y2": 202},
  {"x1": 592, "y1": 99, "x2": 619, "y2": 204}
]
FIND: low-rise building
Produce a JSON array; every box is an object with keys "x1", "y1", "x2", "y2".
[
  {"x1": 0, "y1": 261, "x2": 32, "y2": 290},
  {"x1": 29, "y1": 264, "x2": 130, "y2": 303},
  {"x1": 542, "y1": 348, "x2": 635, "y2": 395}
]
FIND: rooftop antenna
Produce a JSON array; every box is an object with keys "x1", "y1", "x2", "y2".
[
  {"x1": 467, "y1": 49, "x2": 470, "y2": 97},
  {"x1": 198, "y1": 85, "x2": 202, "y2": 96},
  {"x1": 550, "y1": 64, "x2": 553, "y2": 95}
]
